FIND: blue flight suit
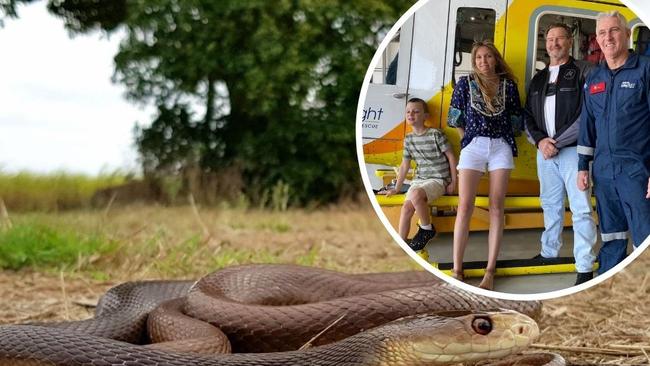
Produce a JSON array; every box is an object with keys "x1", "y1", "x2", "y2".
[{"x1": 578, "y1": 53, "x2": 650, "y2": 274}]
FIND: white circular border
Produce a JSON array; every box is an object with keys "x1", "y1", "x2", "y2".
[{"x1": 355, "y1": 0, "x2": 650, "y2": 301}]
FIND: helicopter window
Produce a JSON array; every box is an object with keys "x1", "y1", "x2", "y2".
[
  {"x1": 532, "y1": 13, "x2": 597, "y2": 77},
  {"x1": 632, "y1": 25, "x2": 650, "y2": 55},
  {"x1": 371, "y1": 30, "x2": 401, "y2": 85},
  {"x1": 452, "y1": 7, "x2": 496, "y2": 82}
]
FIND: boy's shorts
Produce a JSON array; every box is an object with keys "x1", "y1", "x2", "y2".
[
  {"x1": 406, "y1": 178, "x2": 446, "y2": 202},
  {"x1": 457, "y1": 136, "x2": 514, "y2": 172}
]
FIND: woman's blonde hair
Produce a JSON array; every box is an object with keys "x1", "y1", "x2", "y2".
[{"x1": 470, "y1": 40, "x2": 516, "y2": 113}]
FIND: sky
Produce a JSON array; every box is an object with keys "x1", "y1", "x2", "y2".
[{"x1": 0, "y1": 2, "x2": 152, "y2": 175}]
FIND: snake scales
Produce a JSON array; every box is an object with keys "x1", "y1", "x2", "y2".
[{"x1": 0, "y1": 264, "x2": 564, "y2": 365}]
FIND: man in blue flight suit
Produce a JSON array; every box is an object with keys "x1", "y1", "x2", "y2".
[{"x1": 578, "y1": 11, "x2": 650, "y2": 274}]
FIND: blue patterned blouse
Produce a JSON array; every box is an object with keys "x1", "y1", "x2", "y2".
[{"x1": 447, "y1": 75, "x2": 522, "y2": 157}]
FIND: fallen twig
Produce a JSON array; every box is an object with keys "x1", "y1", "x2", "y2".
[
  {"x1": 609, "y1": 345, "x2": 650, "y2": 351},
  {"x1": 299, "y1": 313, "x2": 347, "y2": 350},
  {"x1": 188, "y1": 193, "x2": 215, "y2": 245},
  {"x1": 72, "y1": 299, "x2": 98, "y2": 309},
  {"x1": 0, "y1": 197, "x2": 11, "y2": 228},
  {"x1": 59, "y1": 271, "x2": 70, "y2": 321},
  {"x1": 532, "y1": 343, "x2": 644, "y2": 356},
  {"x1": 102, "y1": 192, "x2": 118, "y2": 220}
]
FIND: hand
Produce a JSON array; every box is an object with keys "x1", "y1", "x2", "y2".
[
  {"x1": 646, "y1": 177, "x2": 650, "y2": 199},
  {"x1": 446, "y1": 179, "x2": 457, "y2": 195},
  {"x1": 538, "y1": 137, "x2": 558, "y2": 160},
  {"x1": 384, "y1": 188, "x2": 398, "y2": 197},
  {"x1": 577, "y1": 171, "x2": 590, "y2": 191}
]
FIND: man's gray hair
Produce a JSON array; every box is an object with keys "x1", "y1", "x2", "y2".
[{"x1": 596, "y1": 10, "x2": 629, "y2": 31}]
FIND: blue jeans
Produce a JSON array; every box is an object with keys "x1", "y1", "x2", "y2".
[{"x1": 537, "y1": 147, "x2": 597, "y2": 273}]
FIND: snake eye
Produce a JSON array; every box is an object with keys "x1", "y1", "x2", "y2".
[{"x1": 472, "y1": 317, "x2": 493, "y2": 335}]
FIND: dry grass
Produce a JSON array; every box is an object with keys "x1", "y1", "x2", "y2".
[
  {"x1": 0, "y1": 171, "x2": 125, "y2": 212},
  {"x1": 0, "y1": 204, "x2": 648, "y2": 365},
  {"x1": 537, "y1": 249, "x2": 650, "y2": 365},
  {"x1": 0, "y1": 203, "x2": 415, "y2": 325},
  {"x1": 0, "y1": 202, "x2": 416, "y2": 277},
  {"x1": 90, "y1": 202, "x2": 418, "y2": 277}
]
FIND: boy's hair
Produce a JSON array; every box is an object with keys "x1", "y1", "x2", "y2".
[{"x1": 407, "y1": 98, "x2": 429, "y2": 113}]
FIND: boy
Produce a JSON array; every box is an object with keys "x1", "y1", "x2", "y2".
[{"x1": 384, "y1": 98, "x2": 457, "y2": 250}]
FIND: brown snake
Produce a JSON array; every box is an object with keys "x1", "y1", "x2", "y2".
[{"x1": 0, "y1": 264, "x2": 564, "y2": 365}]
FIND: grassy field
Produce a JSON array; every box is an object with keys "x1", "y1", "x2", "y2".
[
  {"x1": 0, "y1": 202, "x2": 418, "y2": 327},
  {"x1": 0, "y1": 171, "x2": 413, "y2": 279},
  {"x1": 0, "y1": 203, "x2": 414, "y2": 280}
]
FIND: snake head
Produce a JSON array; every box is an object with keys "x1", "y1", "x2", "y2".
[{"x1": 384, "y1": 310, "x2": 539, "y2": 365}]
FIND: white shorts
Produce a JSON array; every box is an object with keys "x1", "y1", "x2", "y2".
[
  {"x1": 457, "y1": 136, "x2": 514, "y2": 172},
  {"x1": 406, "y1": 178, "x2": 446, "y2": 202}
]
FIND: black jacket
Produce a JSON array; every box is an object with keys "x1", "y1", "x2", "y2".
[{"x1": 524, "y1": 57, "x2": 593, "y2": 148}]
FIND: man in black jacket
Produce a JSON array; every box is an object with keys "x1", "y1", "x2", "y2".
[{"x1": 524, "y1": 23, "x2": 597, "y2": 286}]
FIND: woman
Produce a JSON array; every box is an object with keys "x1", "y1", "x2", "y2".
[{"x1": 447, "y1": 40, "x2": 522, "y2": 290}]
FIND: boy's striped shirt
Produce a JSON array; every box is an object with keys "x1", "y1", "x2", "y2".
[{"x1": 403, "y1": 128, "x2": 452, "y2": 183}]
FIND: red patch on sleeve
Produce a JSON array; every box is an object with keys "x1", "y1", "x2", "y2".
[{"x1": 590, "y1": 81, "x2": 606, "y2": 94}]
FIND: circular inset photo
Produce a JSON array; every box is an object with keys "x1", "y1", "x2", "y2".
[{"x1": 357, "y1": 0, "x2": 650, "y2": 298}]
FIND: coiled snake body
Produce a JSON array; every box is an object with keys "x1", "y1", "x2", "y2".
[{"x1": 0, "y1": 264, "x2": 563, "y2": 365}]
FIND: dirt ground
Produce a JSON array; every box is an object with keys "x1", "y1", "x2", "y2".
[{"x1": 0, "y1": 204, "x2": 648, "y2": 365}]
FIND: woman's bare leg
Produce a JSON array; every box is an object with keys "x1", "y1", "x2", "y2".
[
  {"x1": 453, "y1": 169, "x2": 483, "y2": 279},
  {"x1": 479, "y1": 168, "x2": 511, "y2": 290}
]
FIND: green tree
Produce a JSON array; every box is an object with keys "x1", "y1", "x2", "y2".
[
  {"x1": 3, "y1": 0, "x2": 414, "y2": 205},
  {"x1": 47, "y1": 0, "x2": 126, "y2": 32},
  {"x1": 121, "y1": 0, "x2": 413, "y2": 204}
]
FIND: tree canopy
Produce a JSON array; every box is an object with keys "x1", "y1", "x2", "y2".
[{"x1": 2, "y1": 0, "x2": 414, "y2": 205}]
